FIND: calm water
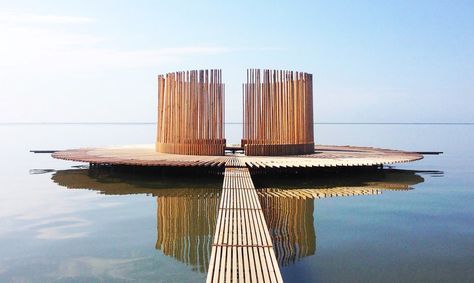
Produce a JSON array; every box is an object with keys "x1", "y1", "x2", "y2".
[{"x1": 0, "y1": 124, "x2": 473, "y2": 283}]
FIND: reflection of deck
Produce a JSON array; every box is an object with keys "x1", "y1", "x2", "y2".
[
  {"x1": 50, "y1": 167, "x2": 428, "y2": 281},
  {"x1": 259, "y1": 188, "x2": 382, "y2": 199}
]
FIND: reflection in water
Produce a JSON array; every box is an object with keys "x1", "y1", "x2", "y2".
[
  {"x1": 156, "y1": 194, "x2": 219, "y2": 272},
  {"x1": 259, "y1": 195, "x2": 316, "y2": 267},
  {"x1": 52, "y1": 169, "x2": 221, "y2": 273},
  {"x1": 51, "y1": 168, "x2": 430, "y2": 272},
  {"x1": 253, "y1": 169, "x2": 426, "y2": 266}
]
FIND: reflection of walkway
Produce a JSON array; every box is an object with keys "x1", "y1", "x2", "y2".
[{"x1": 51, "y1": 168, "x2": 429, "y2": 276}]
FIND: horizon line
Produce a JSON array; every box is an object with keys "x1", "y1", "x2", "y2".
[{"x1": 1, "y1": 122, "x2": 473, "y2": 125}]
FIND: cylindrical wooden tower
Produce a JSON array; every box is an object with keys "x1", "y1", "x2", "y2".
[
  {"x1": 156, "y1": 69, "x2": 226, "y2": 155},
  {"x1": 242, "y1": 69, "x2": 314, "y2": 156}
]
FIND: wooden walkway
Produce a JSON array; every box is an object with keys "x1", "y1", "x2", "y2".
[{"x1": 206, "y1": 159, "x2": 283, "y2": 283}]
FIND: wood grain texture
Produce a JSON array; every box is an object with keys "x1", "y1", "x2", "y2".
[
  {"x1": 243, "y1": 69, "x2": 314, "y2": 156},
  {"x1": 206, "y1": 164, "x2": 283, "y2": 283},
  {"x1": 52, "y1": 144, "x2": 424, "y2": 168},
  {"x1": 156, "y1": 69, "x2": 225, "y2": 155}
]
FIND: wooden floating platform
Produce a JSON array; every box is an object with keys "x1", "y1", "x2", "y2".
[
  {"x1": 51, "y1": 144, "x2": 423, "y2": 169},
  {"x1": 207, "y1": 162, "x2": 283, "y2": 283}
]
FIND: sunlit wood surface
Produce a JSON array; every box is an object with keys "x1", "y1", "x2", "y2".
[
  {"x1": 242, "y1": 69, "x2": 314, "y2": 156},
  {"x1": 207, "y1": 164, "x2": 283, "y2": 283},
  {"x1": 52, "y1": 144, "x2": 423, "y2": 168},
  {"x1": 156, "y1": 69, "x2": 226, "y2": 155}
]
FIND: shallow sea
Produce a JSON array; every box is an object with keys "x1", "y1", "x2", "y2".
[{"x1": 0, "y1": 124, "x2": 472, "y2": 283}]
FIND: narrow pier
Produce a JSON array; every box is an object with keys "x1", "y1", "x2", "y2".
[{"x1": 206, "y1": 158, "x2": 283, "y2": 283}]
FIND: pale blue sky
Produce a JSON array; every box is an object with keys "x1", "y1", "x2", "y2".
[{"x1": 0, "y1": 0, "x2": 472, "y2": 123}]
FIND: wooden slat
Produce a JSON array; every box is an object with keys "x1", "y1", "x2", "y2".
[
  {"x1": 156, "y1": 69, "x2": 226, "y2": 156},
  {"x1": 52, "y1": 145, "x2": 424, "y2": 169},
  {"x1": 242, "y1": 69, "x2": 314, "y2": 156},
  {"x1": 207, "y1": 165, "x2": 283, "y2": 283}
]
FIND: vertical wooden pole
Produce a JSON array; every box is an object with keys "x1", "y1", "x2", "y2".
[
  {"x1": 156, "y1": 69, "x2": 225, "y2": 155},
  {"x1": 242, "y1": 69, "x2": 314, "y2": 156}
]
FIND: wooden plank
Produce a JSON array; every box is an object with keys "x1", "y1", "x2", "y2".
[
  {"x1": 52, "y1": 144, "x2": 424, "y2": 169},
  {"x1": 242, "y1": 69, "x2": 314, "y2": 156},
  {"x1": 207, "y1": 166, "x2": 283, "y2": 282},
  {"x1": 156, "y1": 69, "x2": 226, "y2": 155}
]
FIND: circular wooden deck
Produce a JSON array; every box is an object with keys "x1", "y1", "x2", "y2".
[{"x1": 52, "y1": 144, "x2": 423, "y2": 169}]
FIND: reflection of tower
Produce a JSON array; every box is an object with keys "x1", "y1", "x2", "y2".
[
  {"x1": 51, "y1": 168, "x2": 429, "y2": 273},
  {"x1": 258, "y1": 191, "x2": 316, "y2": 266},
  {"x1": 155, "y1": 193, "x2": 220, "y2": 273}
]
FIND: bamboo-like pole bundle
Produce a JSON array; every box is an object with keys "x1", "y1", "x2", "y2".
[
  {"x1": 156, "y1": 69, "x2": 226, "y2": 155},
  {"x1": 242, "y1": 69, "x2": 314, "y2": 156}
]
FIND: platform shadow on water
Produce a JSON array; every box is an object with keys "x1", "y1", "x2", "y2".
[{"x1": 50, "y1": 168, "x2": 438, "y2": 272}]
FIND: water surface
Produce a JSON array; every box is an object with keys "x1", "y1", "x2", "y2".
[{"x1": 0, "y1": 124, "x2": 473, "y2": 282}]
